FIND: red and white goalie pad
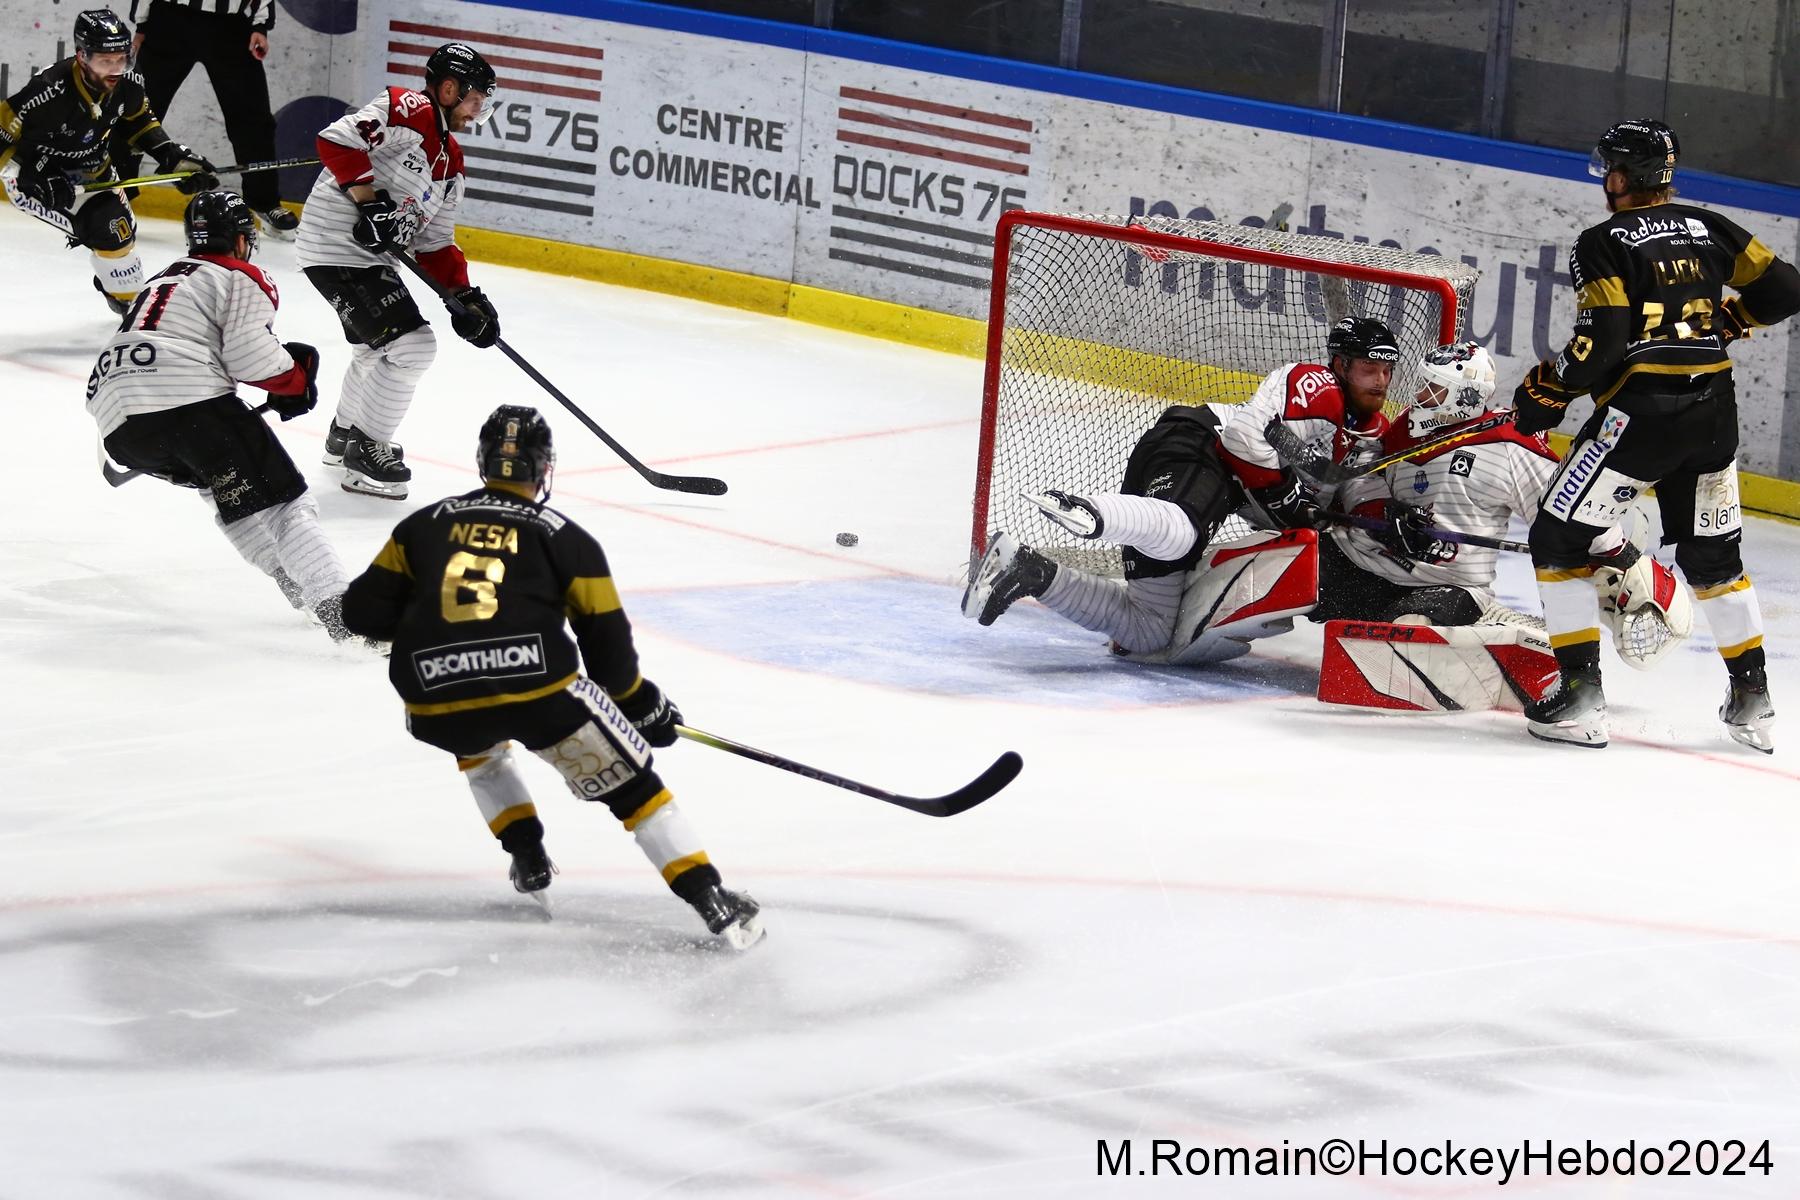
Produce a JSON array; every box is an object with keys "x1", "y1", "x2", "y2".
[
  {"x1": 1318, "y1": 620, "x2": 1558, "y2": 712},
  {"x1": 1127, "y1": 529, "x2": 1320, "y2": 665}
]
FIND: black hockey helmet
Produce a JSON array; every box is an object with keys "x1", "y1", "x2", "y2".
[
  {"x1": 1589, "y1": 119, "x2": 1679, "y2": 191},
  {"x1": 425, "y1": 43, "x2": 497, "y2": 99},
  {"x1": 184, "y1": 190, "x2": 258, "y2": 257},
  {"x1": 478, "y1": 405, "x2": 554, "y2": 490},
  {"x1": 74, "y1": 8, "x2": 132, "y2": 56},
  {"x1": 1326, "y1": 316, "x2": 1400, "y2": 365}
]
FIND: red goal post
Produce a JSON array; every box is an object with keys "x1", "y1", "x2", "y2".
[{"x1": 971, "y1": 212, "x2": 1480, "y2": 573}]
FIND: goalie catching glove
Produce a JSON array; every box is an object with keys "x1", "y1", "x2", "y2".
[
  {"x1": 616, "y1": 677, "x2": 682, "y2": 747},
  {"x1": 449, "y1": 286, "x2": 501, "y2": 348},
  {"x1": 149, "y1": 142, "x2": 220, "y2": 194}
]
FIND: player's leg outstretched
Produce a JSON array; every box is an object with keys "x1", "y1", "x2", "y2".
[{"x1": 962, "y1": 531, "x2": 1057, "y2": 626}]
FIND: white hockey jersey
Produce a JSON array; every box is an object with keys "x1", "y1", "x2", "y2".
[
  {"x1": 1331, "y1": 406, "x2": 1557, "y2": 597},
  {"x1": 296, "y1": 86, "x2": 470, "y2": 288},
  {"x1": 1217, "y1": 361, "x2": 1388, "y2": 491},
  {"x1": 85, "y1": 255, "x2": 305, "y2": 438}
]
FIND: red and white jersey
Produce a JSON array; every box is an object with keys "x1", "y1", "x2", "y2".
[
  {"x1": 85, "y1": 255, "x2": 306, "y2": 438},
  {"x1": 1217, "y1": 362, "x2": 1388, "y2": 489},
  {"x1": 296, "y1": 87, "x2": 471, "y2": 289},
  {"x1": 1332, "y1": 408, "x2": 1557, "y2": 597}
]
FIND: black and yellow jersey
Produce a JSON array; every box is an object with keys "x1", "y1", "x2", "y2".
[
  {"x1": 0, "y1": 58, "x2": 171, "y2": 179},
  {"x1": 341, "y1": 486, "x2": 644, "y2": 716},
  {"x1": 1545, "y1": 202, "x2": 1800, "y2": 407}
]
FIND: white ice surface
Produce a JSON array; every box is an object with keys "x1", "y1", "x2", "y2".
[{"x1": 2, "y1": 205, "x2": 1798, "y2": 1199}]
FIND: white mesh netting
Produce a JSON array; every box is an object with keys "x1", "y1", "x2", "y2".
[{"x1": 974, "y1": 213, "x2": 1481, "y2": 575}]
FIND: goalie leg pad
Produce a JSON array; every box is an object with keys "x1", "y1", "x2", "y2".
[
  {"x1": 1319, "y1": 620, "x2": 1558, "y2": 712},
  {"x1": 1128, "y1": 529, "x2": 1320, "y2": 665}
]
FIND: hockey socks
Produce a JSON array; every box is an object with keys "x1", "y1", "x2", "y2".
[{"x1": 336, "y1": 328, "x2": 435, "y2": 443}]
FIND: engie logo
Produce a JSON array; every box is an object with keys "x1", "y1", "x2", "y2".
[{"x1": 412, "y1": 633, "x2": 547, "y2": 691}]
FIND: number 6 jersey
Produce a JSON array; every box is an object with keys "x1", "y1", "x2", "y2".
[{"x1": 341, "y1": 487, "x2": 645, "y2": 715}]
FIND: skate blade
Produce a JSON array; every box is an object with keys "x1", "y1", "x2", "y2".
[
  {"x1": 1527, "y1": 721, "x2": 1608, "y2": 749},
  {"x1": 342, "y1": 475, "x2": 409, "y2": 500},
  {"x1": 320, "y1": 451, "x2": 345, "y2": 467},
  {"x1": 525, "y1": 889, "x2": 553, "y2": 917},
  {"x1": 1726, "y1": 724, "x2": 1775, "y2": 755},
  {"x1": 719, "y1": 913, "x2": 765, "y2": 950}
]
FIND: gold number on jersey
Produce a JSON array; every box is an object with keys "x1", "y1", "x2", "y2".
[
  {"x1": 442, "y1": 551, "x2": 505, "y2": 622},
  {"x1": 1639, "y1": 298, "x2": 1714, "y2": 341}
]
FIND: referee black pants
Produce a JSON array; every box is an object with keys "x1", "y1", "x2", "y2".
[{"x1": 113, "y1": 3, "x2": 279, "y2": 208}]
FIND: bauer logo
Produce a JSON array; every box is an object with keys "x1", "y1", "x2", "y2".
[
  {"x1": 828, "y1": 85, "x2": 1034, "y2": 290},
  {"x1": 413, "y1": 634, "x2": 547, "y2": 691}
]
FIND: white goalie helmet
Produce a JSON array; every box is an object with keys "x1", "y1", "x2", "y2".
[{"x1": 1408, "y1": 341, "x2": 1497, "y2": 439}]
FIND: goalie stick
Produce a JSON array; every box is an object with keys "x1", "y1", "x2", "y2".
[
  {"x1": 392, "y1": 253, "x2": 728, "y2": 497},
  {"x1": 1273, "y1": 411, "x2": 1516, "y2": 487},
  {"x1": 84, "y1": 156, "x2": 323, "y2": 192},
  {"x1": 674, "y1": 724, "x2": 1022, "y2": 817}
]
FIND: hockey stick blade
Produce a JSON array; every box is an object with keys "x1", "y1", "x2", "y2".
[
  {"x1": 392, "y1": 253, "x2": 728, "y2": 496},
  {"x1": 675, "y1": 724, "x2": 1022, "y2": 817}
]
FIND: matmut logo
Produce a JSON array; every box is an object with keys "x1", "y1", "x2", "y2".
[{"x1": 413, "y1": 633, "x2": 547, "y2": 691}]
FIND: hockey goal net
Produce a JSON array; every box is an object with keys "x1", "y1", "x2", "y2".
[{"x1": 971, "y1": 212, "x2": 1480, "y2": 574}]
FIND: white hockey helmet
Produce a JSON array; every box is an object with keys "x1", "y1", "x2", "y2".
[{"x1": 1407, "y1": 341, "x2": 1497, "y2": 439}]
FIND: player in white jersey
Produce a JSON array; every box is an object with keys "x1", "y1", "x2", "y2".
[
  {"x1": 86, "y1": 190, "x2": 362, "y2": 642},
  {"x1": 962, "y1": 316, "x2": 1398, "y2": 652},
  {"x1": 296, "y1": 42, "x2": 501, "y2": 500}
]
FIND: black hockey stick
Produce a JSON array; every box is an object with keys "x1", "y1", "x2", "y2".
[
  {"x1": 101, "y1": 401, "x2": 274, "y2": 487},
  {"x1": 674, "y1": 724, "x2": 1022, "y2": 818},
  {"x1": 1279, "y1": 411, "x2": 1516, "y2": 488},
  {"x1": 86, "y1": 156, "x2": 323, "y2": 192},
  {"x1": 392, "y1": 253, "x2": 728, "y2": 497},
  {"x1": 1327, "y1": 510, "x2": 1530, "y2": 555}
]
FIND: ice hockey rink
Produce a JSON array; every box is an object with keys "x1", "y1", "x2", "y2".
[{"x1": 3, "y1": 204, "x2": 1798, "y2": 1199}]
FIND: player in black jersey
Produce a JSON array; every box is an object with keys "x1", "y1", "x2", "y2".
[
  {"x1": 339, "y1": 406, "x2": 764, "y2": 947},
  {"x1": 1511, "y1": 119, "x2": 1800, "y2": 752},
  {"x1": 0, "y1": 8, "x2": 217, "y2": 314}
]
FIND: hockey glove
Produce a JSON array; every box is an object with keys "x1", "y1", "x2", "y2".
[
  {"x1": 268, "y1": 341, "x2": 321, "y2": 420},
  {"x1": 1251, "y1": 470, "x2": 1328, "y2": 531},
  {"x1": 1717, "y1": 296, "x2": 1756, "y2": 346},
  {"x1": 449, "y1": 286, "x2": 500, "y2": 348},
  {"x1": 16, "y1": 167, "x2": 75, "y2": 212},
  {"x1": 617, "y1": 678, "x2": 682, "y2": 748},
  {"x1": 351, "y1": 192, "x2": 405, "y2": 253},
  {"x1": 150, "y1": 142, "x2": 220, "y2": 194},
  {"x1": 1377, "y1": 502, "x2": 1457, "y2": 565},
  {"x1": 1511, "y1": 362, "x2": 1571, "y2": 436}
]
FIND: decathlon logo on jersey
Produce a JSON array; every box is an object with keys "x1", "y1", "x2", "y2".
[{"x1": 413, "y1": 634, "x2": 547, "y2": 690}]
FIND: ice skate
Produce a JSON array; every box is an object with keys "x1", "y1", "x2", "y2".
[
  {"x1": 92, "y1": 275, "x2": 131, "y2": 317},
  {"x1": 1525, "y1": 664, "x2": 1608, "y2": 748},
  {"x1": 323, "y1": 420, "x2": 402, "y2": 468},
  {"x1": 1023, "y1": 489, "x2": 1103, "y2": 539},
  {"x1": 310, "y1": 592, "x2": 388, "y2": 654},
  {"x1": 509, "y1": 844, "x2": 557, "y2": 912},
  {"x1": 341, "y1": 431, "x2": 411, "y2": 499},
  {"x1": 1721, "y1": 668, "x2": 1775, "y2": 754},
  {"x1": 961, "y1": 532, "x2": 1057, "y2": 626},
  {"x1": 254, "y1": 206, "x2": 298, "y2": 240},
  {"x1": 272, "y1": 567, "x2": 306, "y2": 610},
  {"x1": 690, "y1": 883, "x2": 764, "y2": 950}
]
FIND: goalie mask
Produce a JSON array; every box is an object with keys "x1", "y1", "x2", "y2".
[
  {"x1": 478, "y1": 405, "x2": 554, "y2": 496},
  {"x1": 1407, "y1": 341, "x2": 1496, "y2": 439}
]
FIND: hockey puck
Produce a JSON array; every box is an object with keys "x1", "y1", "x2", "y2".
[{"x1": 836, "y1": 532, "x2": 859, "y2": 547}]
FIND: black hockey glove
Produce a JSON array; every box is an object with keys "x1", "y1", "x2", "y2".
[
  {"x1": 1251, "y1": 469, "x2": 1328, "y2": 531},
  {"x1": 150, "y1": 142, "x2": 219, "y2": 194},
  {"x1": 351, "y1": 192, "x2": 405, "y2": 253},
  {"x1": 617, "y1": 678, "x2": 682, "y2": 748},
  {"x1": 1376, "y1": 502, "x2": 1457, "y2": 565},
  {"x1": 1511, "y1": 362, "x2": 1570, "y2": 436},
  {"x1": 17, "y1": 167, "x2": 75, "y2": 212},
  {"x1": 1717, "y1": 295, "x2": 1755, "y2": 346},
  {"x1": 268, "y1": 341, "x2": 321, "y2": 420},
  {"x1": 449, "y1": 286, "x2": 500, "y2": 348}
]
